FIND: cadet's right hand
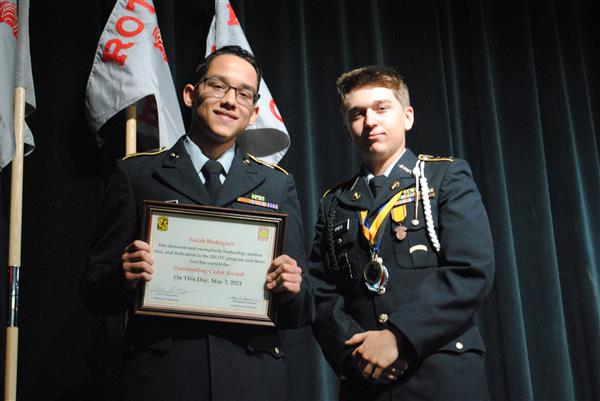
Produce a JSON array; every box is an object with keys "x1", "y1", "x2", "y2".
[
  {"x1": 122, "y1": 240, "x2": 154, "y2": 290},
  {"x1": 346, "y1": 329, "x2": 406, "y2": 383}
]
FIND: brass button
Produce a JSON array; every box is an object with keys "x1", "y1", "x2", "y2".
[
  {"x1": 274, "y1": 347, "x2": 280, "y2": 355},
  {"x1": 455, "y1": 341, "x2": 464, "y2": 350},
  {"x1": 377, "y1": 313, "x2": 389, "y2": 324},
  {"x1": 352, "y1": 192, "x2": 361, "y2": 201},
  {"x1": 243, "y1": 157, "x2": 251, "y2": 165}
]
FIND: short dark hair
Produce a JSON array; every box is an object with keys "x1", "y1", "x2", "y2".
[
  {"x1": 336, "y1": 66, "x2": 410, "y2": 107},
  {"x1": 194, "y1": 45, "x2": 262, "y2": 91}
]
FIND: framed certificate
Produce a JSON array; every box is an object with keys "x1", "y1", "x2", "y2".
[{"x1": 135, "y1": 200, "x2": 287, "y2": 326}]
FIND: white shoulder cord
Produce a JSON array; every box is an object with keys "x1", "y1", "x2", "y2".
[{"x1": 412, "y1": 160, "x2": 441, "y2": 253}]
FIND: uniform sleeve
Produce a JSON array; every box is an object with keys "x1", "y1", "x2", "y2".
[
  {"x1": 388, "y1": 159, "x2": 495, "y2": 357},
  {"x1": 274, "y1": 173, "x2": 314, "y2": 329},
  {"x1": 307, "y1": 198, "x2": 366, "y2": 374},
  {"x1": 79, "y1": 161, "x2": 139, "y2": 314}
]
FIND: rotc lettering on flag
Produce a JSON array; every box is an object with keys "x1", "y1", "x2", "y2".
[
  {"x1": 0, "y1": 1, "x2": 18, "y2": 38},
  {"x1": 85, "y1": 0, "x2": 184, "y2": 150},
  {"x1": 101, "y1": 0, "x2": 156, "y2": 66},
  {"x1": 205, "y1": 0, "x2": 290, "y2": 164}
]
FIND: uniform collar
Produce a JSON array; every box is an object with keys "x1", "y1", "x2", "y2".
[
  {"x1": 336, "y1": 149, "x2": 418, "y2": 211},
  {"x1": 154, "y1": 136, "x2": 211, "y2": 204},
  {"x1": 364, "y1": 149, "x2": 407, "y2": 182},
  {"x1": 154, "y1": 139, "x2": 266, "y2": 207},
  {"x1": 184, "y1": 136, "x2": 235, "y2": 183}
]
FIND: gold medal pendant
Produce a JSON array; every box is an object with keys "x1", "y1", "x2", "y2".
[{"x1": 363, "y1": 254, "x2": 389, "y2": 295}]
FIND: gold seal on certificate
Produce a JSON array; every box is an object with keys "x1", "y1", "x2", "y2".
[{"x1": 134, "y1": 201, "x2": 287, "y2": 326}]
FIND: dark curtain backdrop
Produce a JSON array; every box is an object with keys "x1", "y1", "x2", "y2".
[{"x1": 1, "y1": 0, "x2": 598, "y2": 400}]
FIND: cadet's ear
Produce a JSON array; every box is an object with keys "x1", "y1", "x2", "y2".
[
  {"x1": 183, "y1": 84, "x2": 196, "y2": 108},
  {"x1": 248, "y1": 105, "x2": 259, "y2": 126},
  {"x1": 404, "y1": 106, "x2": 415, "y2": 131}
]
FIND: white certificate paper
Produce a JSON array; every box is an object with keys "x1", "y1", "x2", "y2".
[{"x1": 136, "y1": 202, "x2": 286, "y2": 326}]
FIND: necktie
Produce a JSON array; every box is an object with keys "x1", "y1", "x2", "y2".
[
  {"x1": 369, "y1": 175, "x2": 387, "y2": 198},
  {"x1": 201, "y1": 160, "x2": 224, "y2": 204}
]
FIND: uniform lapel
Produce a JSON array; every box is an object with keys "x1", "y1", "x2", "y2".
[
  {"x1": 215, "y1": 147, "x2": 265, "y2": 207},
  {"x1": 335, "y1": 174, "x2": 373, "y2": 211},
  {"x1": 153, "y1": 138, "x2": 212, "y2": 205},
  {"x1": 321, "y1": 149, "x2": 419, "y2": 213},
  {"x1": 370, "y1": 149, "x2": 418, "y2": 211}
]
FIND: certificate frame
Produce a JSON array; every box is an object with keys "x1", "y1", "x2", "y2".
[{"x1": 135, "y1": 200, "x2": 287, "y2": 326}]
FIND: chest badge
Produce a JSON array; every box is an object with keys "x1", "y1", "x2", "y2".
[{"x1": 236, "y1": 194, "x2": 279, "y2": 210}]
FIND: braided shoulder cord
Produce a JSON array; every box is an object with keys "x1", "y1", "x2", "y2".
[
  {"x1": 416, "y1": 161, "x2": 441, "y2": 252},
  {"x1": 325, "y1": 196, "x2": 341, "y2": 277}
]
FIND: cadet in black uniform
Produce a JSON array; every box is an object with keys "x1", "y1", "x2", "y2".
[
  {"x1": 308, "y1": 66, "x2": 494, "y2": 401},
  {"x1": 80, "y1": 46, "x2": 312, "y2": 401}
]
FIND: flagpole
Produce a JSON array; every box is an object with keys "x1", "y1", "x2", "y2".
[
  {"x1": 4, "y1": 86, "x2": 26, "y2": 401},
  {"x1": 125, "y1": 104, "x2": 137, "y2": 155}
]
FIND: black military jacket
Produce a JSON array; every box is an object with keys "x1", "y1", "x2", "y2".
[
  {"x1": 308, "y1": 148, "x2": 494, "y2": 400},
  {"x1": 81, "y1": 137, "x2": 312, "y2": 401}
]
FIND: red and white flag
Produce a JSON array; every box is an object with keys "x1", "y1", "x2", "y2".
[
  {"x1": 0, "y1": 0, "x2": 35, "y2": 171},
  {"x1": 206, "y1": 0, "x2": 290, "y2": 164},
  {"x1": 85, "y1": 0, "x2": 184, "y2": 149}
]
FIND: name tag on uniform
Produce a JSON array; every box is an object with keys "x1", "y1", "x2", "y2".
[{"x1": 333, "y1": 219, "x2": 350, "y2": 235}]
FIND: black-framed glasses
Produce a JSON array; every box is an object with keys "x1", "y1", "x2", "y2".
[{"x1": 197, "y1": 76, "x2": 260, "y2": 107}]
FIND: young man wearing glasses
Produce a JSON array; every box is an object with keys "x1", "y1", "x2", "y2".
[{"x1": 81, "y1": 46, "x2": 312, "y2": 401}]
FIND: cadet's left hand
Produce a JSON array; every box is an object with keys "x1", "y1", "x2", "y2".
[{"x1": 266, "y1": 254, "x2": 302, "y2": 302}]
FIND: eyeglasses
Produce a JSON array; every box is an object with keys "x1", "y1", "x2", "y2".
[{"x1": 197, "y1": 77, "x2": 260, "y2": 108}]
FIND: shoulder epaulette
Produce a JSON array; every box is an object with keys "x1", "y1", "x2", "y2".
[
  {"x1": 322, "y1": 175, "x2": 358, "y2": 198},
  {"x1": 245, "y1": 153, "x2": 289, "y2": 175},
  {"x1": 322, "y1": 185, "x2": 340, "y2": 198},
  {"x1": 122, "y1": 147, "x2": 167, "y2": 160},
  {"x1": 418, "y1": 154, "x2": 454, "y2": 162}
]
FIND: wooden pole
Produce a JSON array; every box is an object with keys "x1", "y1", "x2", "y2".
[
  {"x1": 3, "y1": 328, "x2": 18, "y2": 401},
  {"x1": 5, "y1": 87, "x2": 26, "y2": 401},
  {"x1": 125, "y1": 104, "x2": 137, "y2": 156}
]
